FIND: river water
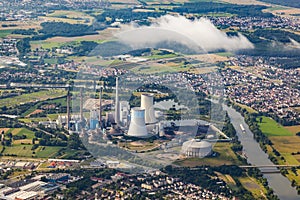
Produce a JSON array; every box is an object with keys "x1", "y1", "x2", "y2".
[{"x1": 223, "y1": 104, "x2": 299, "y2": 200}]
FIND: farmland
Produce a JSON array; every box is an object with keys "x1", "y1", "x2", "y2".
[
  {"x1": 257, "y1": 116, "x2": 293, "y2": 136},
  {"x1": 0, "y1": 89, "x2": 67, "y2": 108}
]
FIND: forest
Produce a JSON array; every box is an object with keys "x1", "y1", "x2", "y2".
[
  {"x1": 259, "y1": 0, "x2": 300, "y2": 8},
  {"x1": 39, "y1": 22, "x2": 97, "y2": 37},
  {"x1": 170, "y1": 2, "x2": 273, "y2": 18}
]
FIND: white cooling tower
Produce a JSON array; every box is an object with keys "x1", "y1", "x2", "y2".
[
  {"x1": 141, "y1": 94, "x2": 157, "y2": 124},
  {"x1": 127, "y1": 107, "x2": 148, "y2": 137}
]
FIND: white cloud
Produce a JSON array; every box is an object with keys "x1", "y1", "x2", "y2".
[{"x1": 115, "y1": 15, "x2": 254, "y2": 52}]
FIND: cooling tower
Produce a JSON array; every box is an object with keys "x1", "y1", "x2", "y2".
[
  {"x1": 127, "y1": 107, "x2": 148, "y2": 137},
  {"x1": 141, "y1": 94, "x2": 157, "y2": 124}
]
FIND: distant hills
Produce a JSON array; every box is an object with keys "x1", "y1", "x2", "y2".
[{"x1": 259, "y1": 0, "x2": 300, "y2": 8}]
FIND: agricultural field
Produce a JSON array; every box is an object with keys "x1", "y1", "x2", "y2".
[
  {"x1": 284, "y1": 125, "x2": 300, "y2": 134},
  {"x1": 35, "y1": 146, "x2": 63, "y2": 158},
  {"x1": 174, "y1": 142, "x2": 242, "y2": 167},
  {"x1": 39, "y1": 10, "x2": 94, "y2": 25},
  {"x1": 0, "y1": 30, "x2": 13, "y2": 38},
  {"x1": 0, "y1": 20, "x2": 41, "y2": 31},
  {"x1": 239, "y1": 176, "x2": 267, "y2": 199},
  {"x1": 1, "y1": 145, "x2": 64, "y2": 158},
  {"x1": 11, "y1": 128, "x2": 34, "y2": 137},
  {"x1": 0, "y1": 89, "x2": 67, "y2": 108},
  {"x1": 2, "y1": 145, "x2": 35, "y2": 157},
  {"x1": 269, "y1": 136, "x2": 300, "y2": 158},
  {"x1": 130, "y1": 63, "x2": 190, "y2": 74},
  {"x1": 257, "y1": 116, "x2": 293, "y2": 136},
  {"x1": 22, "y1": 96, "x2": 66, "y2": 117}
]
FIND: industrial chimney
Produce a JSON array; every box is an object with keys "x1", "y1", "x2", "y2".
[
  {"x1": 115, "y1": 77, "x2": 120, "y2": 125},
  {"x1": 67, "y1": 89, "x2": 71, "y2": 130}
]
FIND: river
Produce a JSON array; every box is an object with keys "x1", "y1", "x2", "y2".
[{"x1": 223, "y1": 104, "x2": 299, "y2": 200}]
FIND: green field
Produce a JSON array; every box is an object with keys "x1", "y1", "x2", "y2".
[
  {"x1": 9, "y1": 128, "x2": 35, "y2": 139},
  {"x1": 2, "y1": 145, "x2": 35, "y2": 157},
  {"x1": 0, "y1": 89, "x2": 66, "y2": 108},
  {"x1": 2, "y1": 145, "x2": 64, "y2": 158},
  {"x1": 35, "y1": 146, "x2": 62, "y2": 158},
  {"x1": 0, "y1": 29, "x2": 13, "y2": 38},
  {"x1": 257, "y1": 116, "x2": 293, "y2": 136},
  {"x1": 30, "y1": 40, "x2": 62, "y2": 50},
  {"x1": 22, "y1": 96, "x2": 66, "y2": 117}
]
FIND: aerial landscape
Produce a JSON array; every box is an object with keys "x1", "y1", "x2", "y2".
[{"x1": 0, "y1": 0, "x2": 300, "y2": 199}]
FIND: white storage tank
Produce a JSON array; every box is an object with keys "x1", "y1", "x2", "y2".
[{"x1": 181, "y1": 139, "x2": 212, "y2": 158}]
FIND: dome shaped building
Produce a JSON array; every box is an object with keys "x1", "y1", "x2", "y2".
[{"x1": 181, "y1": 139, "x2": 212, "y2": 158}]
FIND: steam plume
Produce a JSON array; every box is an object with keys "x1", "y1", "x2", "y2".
[{"x1": 116, "y1": 15, "x2": 254, "y2": 52}]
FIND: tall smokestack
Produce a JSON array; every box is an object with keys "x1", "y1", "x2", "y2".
[
  {"x1": 99, "y1": 86, "x2": 103, "y2": 128},
  {"x1": 115, "y1": 76, "x2": 120, "y2": 125},
  {"x1": 80, "y1": 88, "x2": 83, "y2": 121},
  {"x1": 67, "y1": 89, "x2": 71, "y2": 130}
]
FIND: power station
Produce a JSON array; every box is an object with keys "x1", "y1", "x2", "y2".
[
  {"x1": 127, "y1": 108, "x2": 148, "y2": 137},
  {"x1": 58, "y1": 75, "x2": 227, "y2": 163},
  {"x1": 141, "y1": 94, "x2": 157, "y2": 124}
]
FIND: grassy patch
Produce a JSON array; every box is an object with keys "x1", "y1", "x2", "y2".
[
  {"x1": 257, "y1": 116, "x2": 293, "y2": 136},
  {"x1": 30, "y1": 40, "x2": 62, "y2": 50},
  {"x1": 0, "y1": 89, "x2": 66, "y2": 108},
  {"x1": 10, "y1": 128, "x2": 35, "y2": 140},
  {"x1": 235, "y1": 102, "x2": 257, "y2": 114},
  {"x1": 35, "y1": 146, "x2": 62, "y2": 158},
  {"x1": 2, "y1": 145, "x2": 35, "y2": 157},
  {"x1": 239, "y1": 176, "x2": 266, "y2": 199},
  {"x1": 19, "y1": 118, "x2": 48, "y2": 123},
  {"x1": 0, "y1": 29, "x2": 13, "y2": 38},
  {"x1": 215, "y1": 52, "x2": 235, "y2": 57}
]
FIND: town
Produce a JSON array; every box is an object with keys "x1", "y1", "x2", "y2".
[{"x1": 0, "y1": 0, "x2": 300, "y2": 199}]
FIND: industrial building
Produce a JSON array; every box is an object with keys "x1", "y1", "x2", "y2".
[
  {"x1": 127, "y1": 108, "x2": 148, "y2": 137},
  {"x1": 141, "y1": 94, "x2": 157, "y2": 124},
  {"x1": 181, "y1": 139, "x2": 212, "y2": 158}
]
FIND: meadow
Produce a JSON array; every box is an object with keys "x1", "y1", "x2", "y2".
[
  {"x1": 257, "y1": 116, "x2": 293, "y2": 136},
  {"x1": 0, "y1": 30, "x2": 13, "y2": 38},
  {"x1": 0, "y1": 89, "x2": 66, "y2": 108}
]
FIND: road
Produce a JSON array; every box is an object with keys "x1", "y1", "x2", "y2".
[{"x1": 223, "y1": 104, "x2": 299, "y2": 200}]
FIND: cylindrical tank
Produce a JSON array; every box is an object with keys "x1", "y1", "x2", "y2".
[
  {"x1": 127, "y1": 107, "x2": 148, "y2": 137},
  {"x1": 141, "y1": 94, "x2": 157, "y2": 124},
  {"x1": 181, "y1": 139, "x2": 212, "y2": 158},
  {"x1": 90, "y1": 119, "x2": 98, "y2": 130}
]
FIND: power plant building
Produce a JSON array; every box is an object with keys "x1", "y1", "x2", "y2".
[
  {"x1": 141, "y1": 94, "x2": 157, "y2": 124},
  {"x1": 181, "y1": 139, "x2": 212, "y2": 158},
  {"x1": 119, "y1": 101, "x2": 130, "y2": 126},
  {"x1": 127, "y1": 107, "x2": 148, "y2": 137}
]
